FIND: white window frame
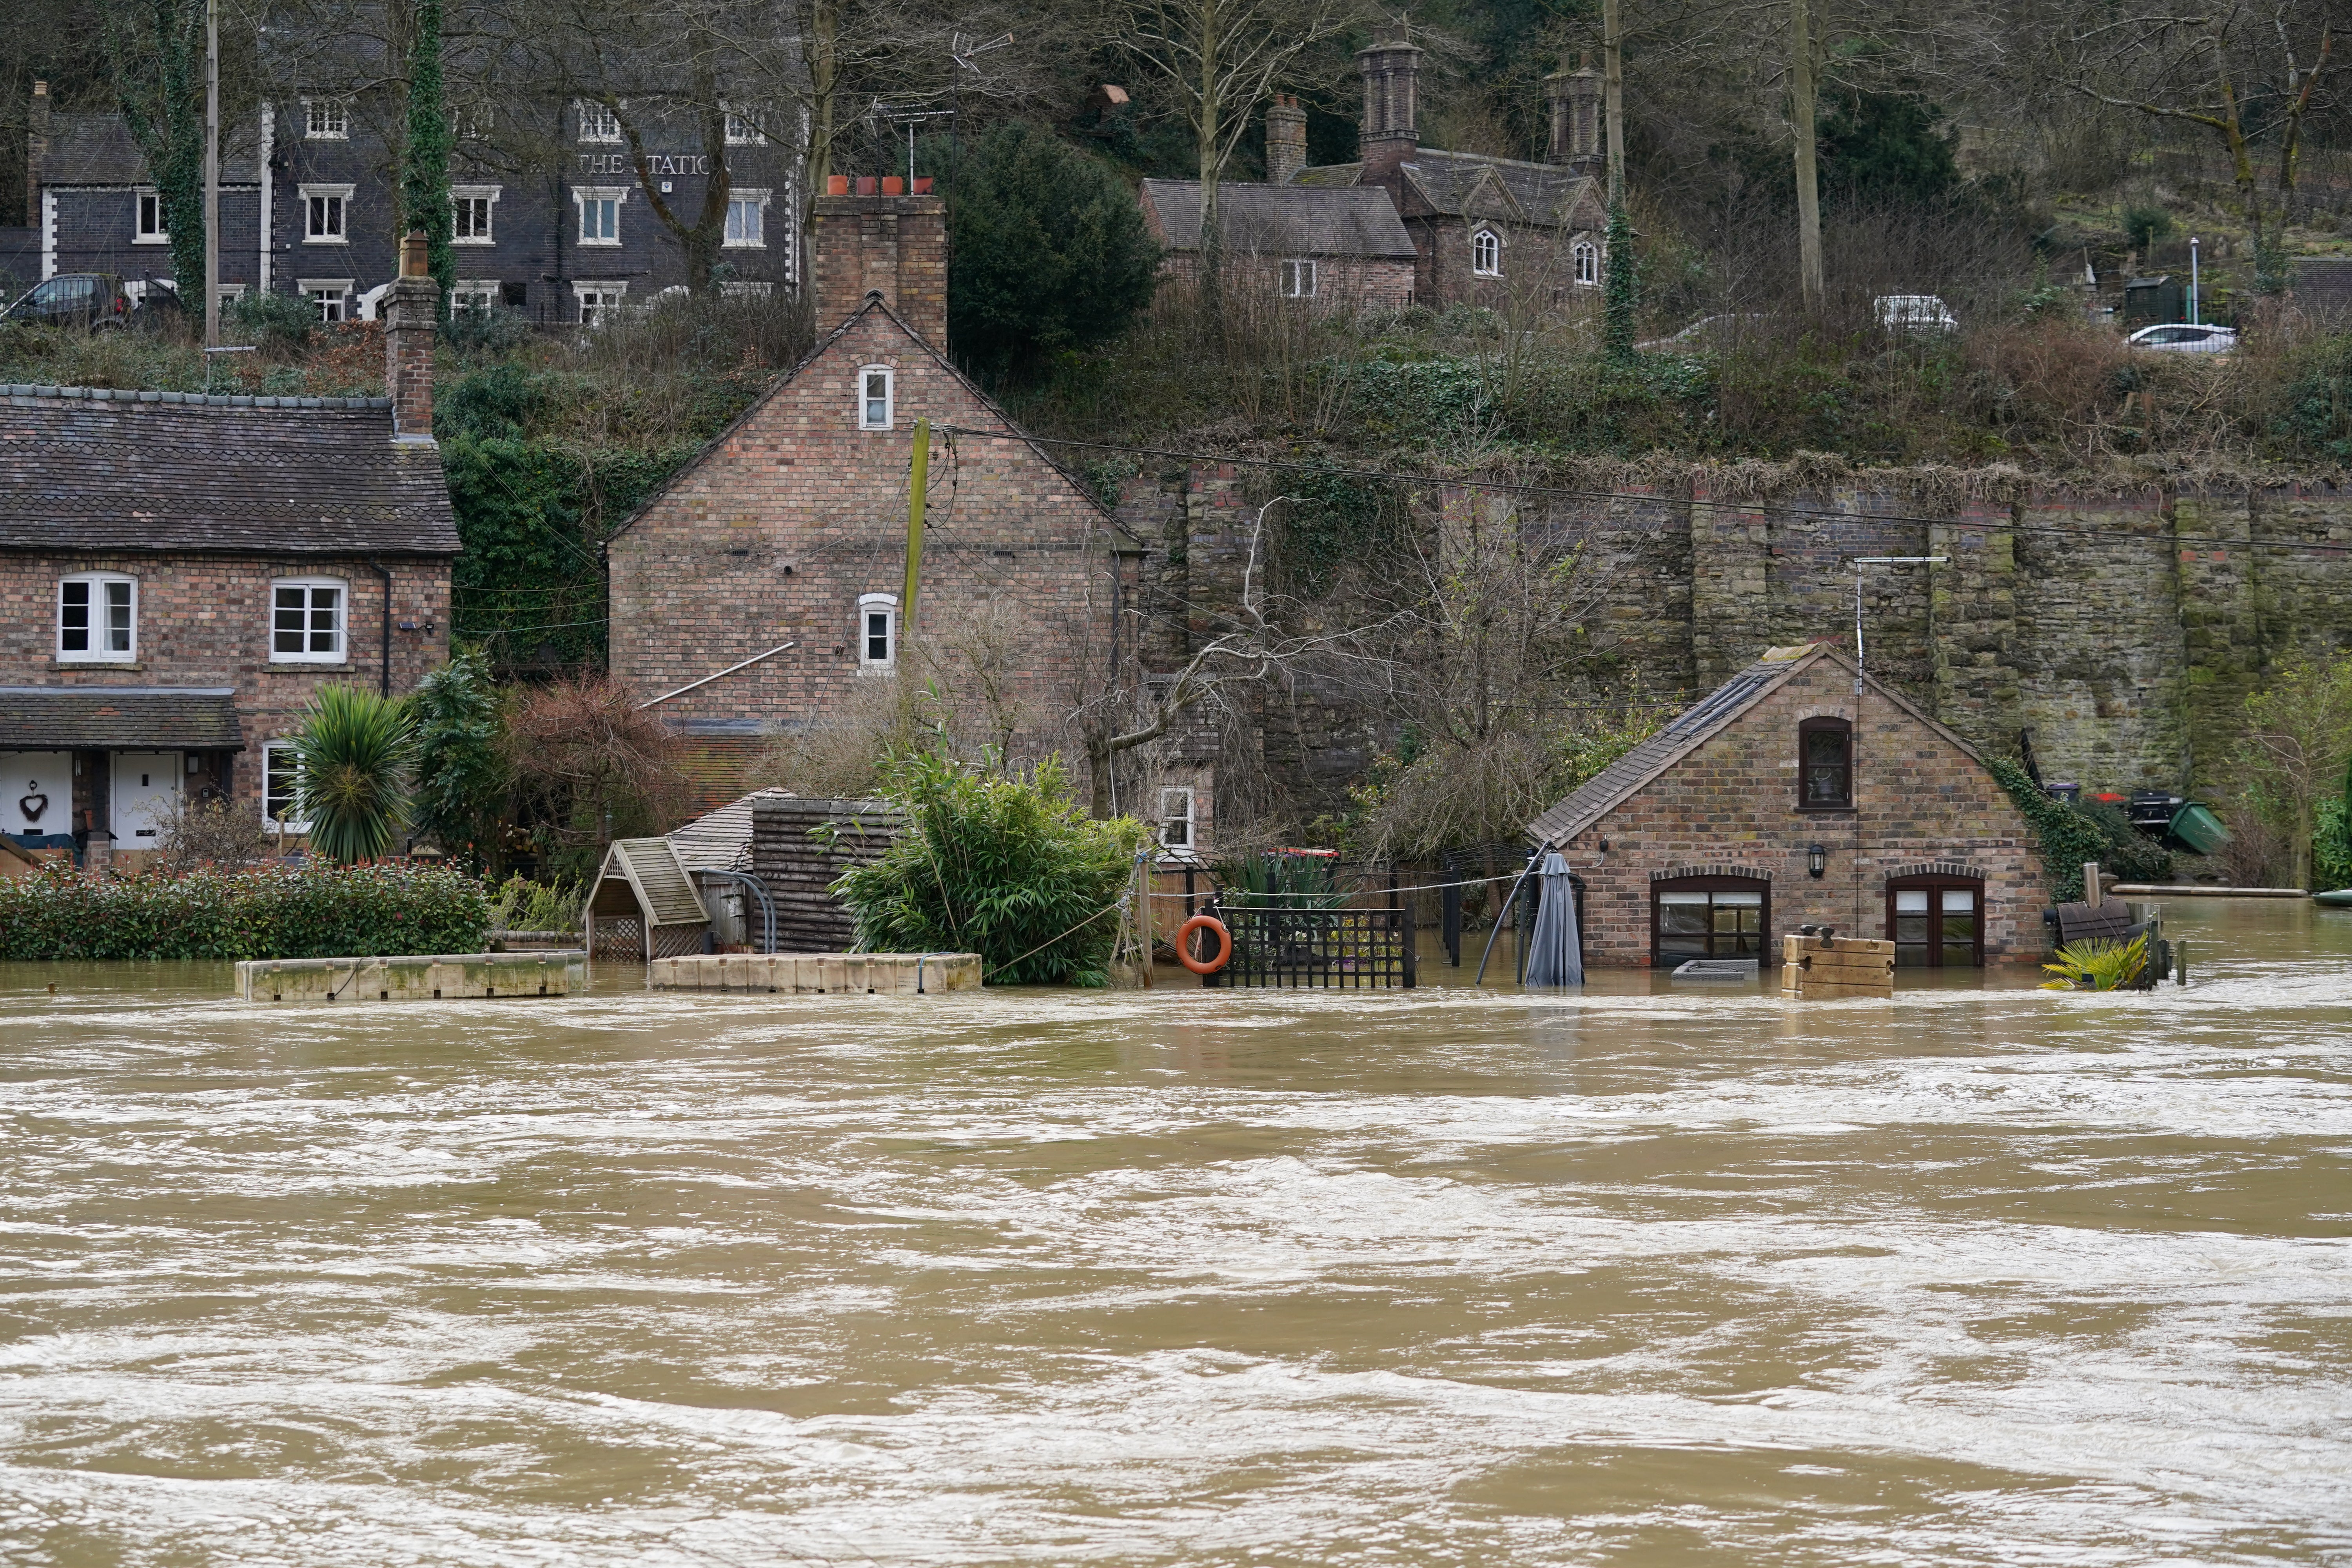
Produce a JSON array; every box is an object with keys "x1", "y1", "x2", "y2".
[
  {"x1": 723, "y1": 105, "x2": 767, "y2": 146},
  {"x1": 1158, "y1": 786, "x2": 1196, "y2": 849},
  {"x1": 451, "y1": 279, "x2": 501, "y2": 315},
  {"x1": 1279, "y1": 258, "x2": 1317, "y2": 298},
  {"x1": 575, "y1": 281, "x2": 629, "y2": 327},
  {"x1": 857, "y1": 365, "x2": 895, "y2": 430},
  {"x1": 576, "y1": 100, "x2": 622, "y2": 143},
  {"x1": 303, "y1": 98, "x2": 349, "y2": 140},
  {"x1": 134, "y1": 188, "x2": 169, "y2": 244},
  {"x1": 57, "y1": 573, "x2": 137, "y2": 663},
  {"x1": 1573, "y1": 239, "x2": 1599, "y2": 287},
  {"x1": 269, "y1": 576, "x2": 348, "y2": 664},
  {"x1": 300, "y1": 184, "x2": 352, "y2": 244},
  {"x1": 724, "y1": 188, "x2": 771, "y2": 249},
  {"x1": 262, "y1": 742, "x2": 310, "y2": 834},
  {"x1": 1472, "y1": 228, "x2": 1503, "y2": 277},
  {"x1": 298, "y1": 278, "x2": 354, "y2": 323},
  {"x1": 451, "y1": 185, "x2": 500, "y2": 245},
  {"x1": 575, "y1": 187, "x2": 626, "y2": 247},
  {"x1": 856, "y1": 592, "x2": 898, "y2": 674}
]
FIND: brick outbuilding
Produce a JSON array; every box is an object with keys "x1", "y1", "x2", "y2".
[
  {"x1": 1526, "y1": 642, "x2": 2051, "y2": 969},
  {"x1": 606, "y1": 191, "x2": 1139, "y2": 802}
]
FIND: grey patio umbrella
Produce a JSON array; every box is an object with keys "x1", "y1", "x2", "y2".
[{"x1": 1522, "y1": 851, "x2": 1584, "y2": 988}]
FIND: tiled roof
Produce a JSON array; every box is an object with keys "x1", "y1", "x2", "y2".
[
  {"x1": 40, "y1": 113, "x2": 261, "y2": 185},
  {"x1": 1289, "y1": 150, "x2": 1602, "y2": 229},
  {"x1": 1140, "y1": 179, "x2": 1416, "y2": 260},
  {"x1": 0, "y1": 388, "x2": 460, "y2": 557},
  {"x1": 0, "y1": 686, "x2": 244, "y2": 749},
  {"x1": 668, "y1": 787, "x2": 797, "y2": 871}
]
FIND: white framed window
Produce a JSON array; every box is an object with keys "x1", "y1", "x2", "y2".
[
  {"x1": 1472, "y1": 228, "x2": 1502, "y2": 276},
  {"x1": 723, "y1": 105, "x2": 766, "y2": 146},
  {"x1": 1158, "y1": 786, "x2": 1196, "y2": 849},
  {"x1": 270, "y1": 577, "x2": 347, "y2": 663},
  {"x1": 301, "y1": 184, "x2": 351, "y2": 243},
  {"x1": 451, "y1": 185, "x2": 500, "y2": 245},
  {"x1": 263, "y1": 742, "x2": 310, "y2": 833},
  {"x1": 575, "y1": 187, "x2": 624, "y2": 246},
  {"x1": 857, "y1": 365, "x2": 895, "y2": 430},
  {"x1": 299, "y1": 278, "x2": 353, "y2": 322},
  {"x1": 1279, "y1": 259, "x2": 1317, "y2": 298},
  {"x1": 454, "y1": 104, "x2": 494, "y2": 141},
  {"x1": 58, "y1": 573, "x2": 136, "y2": 662},
  {"x1": 575, "y1": 282, "x2": 628, "y2": 327},
  {"x1": 134, "y1": 189, "x2": 169, "y2": 244},
  {"x1": 856, "y1": 592, "x2": 898, "y2": 673},
  {"x1": 215, "y1": 283, "x2": 245, "y2": 308},
  {"x1": 720, "y1": 280, "x2": 774, "y2": 299},
  {"x1": 303, "y1": 98, "x2": 349, "y2": 139},
  {"x1": 576, "y1": 100, "x2": 622, "y2": 143},
  {"x1": 724, "y1": 188, "x2": 770, "y2": 248},
  {"x1": 1573, "y1": 239, "x2": 1599, "y2": 287},
  {"x1": 451, "y1": 279, "x2": 501, "y2": 315}
]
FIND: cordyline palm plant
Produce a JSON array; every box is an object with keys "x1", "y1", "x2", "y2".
[
  {"x1": 2041, "y1": 934, "x2": 2149, "y2": 992},
  {"x1": 292, "y1": 684, "x2": 417, "y2": 864}
]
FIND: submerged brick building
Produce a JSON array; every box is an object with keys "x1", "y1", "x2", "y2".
[{"x1": 1527, "y1": 642, "x2": 2049, "y2": 968}]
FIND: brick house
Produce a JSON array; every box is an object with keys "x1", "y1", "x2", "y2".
[
  {"x1": 1136, "y1": 176, "x2": 1417, "y2": 310},
  {"x1": 25, "y1": 80, "x2": 799, "y2": 323},
  {"x1": 0, "y1": 249, "x2": 455, "y2": 871},
  {"x1": 1526, "y1": 642, "x2": 2050, "y2": 969},
  {"x1": 606, "y1": 190, "x2": 1141, "y2": 806}
]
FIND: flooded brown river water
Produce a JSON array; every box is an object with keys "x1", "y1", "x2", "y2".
[{"x1": 2, "y1": 898, "x2": 2349, "y2": 1566}]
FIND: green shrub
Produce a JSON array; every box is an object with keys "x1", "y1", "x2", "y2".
[
  {"x1": 2041, "y1": 932, "x2": 2149, "y2": 991},
  {"x1": 488, "y1": 873, "x2": 583, "y2": 931},
  {"x1": 2316, "y1": 795, "x2": 2352, "y2": 893},
  {"x1": 227, "y1": 289, "x2": 318, "y2": 356},
  {"x1": 1216, "y1": 851, "x2": 1346, "y2": 910},
  {"x1": 830, "y1": 752, "x2": 1151, "y2": 985},
  {"x1": 2122, "y1": 205, "x2": 2174, "y2": 251},
  {"x1": 0, "y1": 862, "x2": 490, "y2": 961}
]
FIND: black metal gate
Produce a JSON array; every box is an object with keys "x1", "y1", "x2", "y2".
[{"x1": 1201, "y1": 904, "x2": 1417, "y2": 988}]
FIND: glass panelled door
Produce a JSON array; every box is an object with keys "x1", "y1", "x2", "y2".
[{"x1": 1889, "y1": 879, "x2": 1982, "y2": 967}]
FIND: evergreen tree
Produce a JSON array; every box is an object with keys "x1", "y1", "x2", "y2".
[
  {"x1": 107, "y1": 0, "x2": 206, "y2": 298},
  {"x1": 1602, "y1": 203, "x2": 1638, "y2": 365},
  {"x1": 400, "y1": 0, "x2": 455, "y2": 316}
]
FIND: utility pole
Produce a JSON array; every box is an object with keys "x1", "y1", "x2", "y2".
[
  {"x1": 203, "y1": 0, "x2": 220, "y2": 350},
  {"x1": 1601, "y1": 0, "x2": 1625, "y2": 208},
  {"x1": 1788, "y1": 0, "x2": 1822, "y2": 309},
  {"x1": 901, "y1": 418, "x2": 929, "y2": 646}
]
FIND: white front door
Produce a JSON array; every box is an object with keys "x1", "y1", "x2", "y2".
[
  {"x1": 0, "y1": 752, "x2": 73, "y2": 838},
  {"x1": 111, "y1": 752, "x2": 182, "y2": 844}
]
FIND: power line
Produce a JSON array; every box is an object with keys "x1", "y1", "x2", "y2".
[{"x1": 937, "y1": 425, "x2": 2352, "y2": 557}]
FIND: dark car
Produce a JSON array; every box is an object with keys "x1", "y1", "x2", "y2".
[{"x1": 3, "y1": 273, "x2": 132, "y2": 330}]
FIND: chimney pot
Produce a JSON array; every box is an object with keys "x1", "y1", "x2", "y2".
[
  {"x1": 33, "y1": 80, "x2": 47, "y2": 96},
  {"x1": 911, "y1": 176, "x2": 933, "y2": 194},
  {"x1": 400, "y1": 229, "x2": 429, "y2": 278},
  {"x1": 855, "y1": 175, "x2": 877, "y2": 196},
  {"x1": 826, "y1": 174, "x2": 849, "y2": 195},
  {"x1": 881, "y1": 175, "x2": 905, "y2": 195},
  {"x1": 1265, "y1": 93, "x2": 1308, "y2": 186}
]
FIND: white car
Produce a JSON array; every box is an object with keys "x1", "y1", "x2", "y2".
[
  {"x1": 2127, "y1": 322, "x2": 2237, "y2": 354},
  {"x1": 1876, "y1": 294, "x2": 1958, "y2": 335}
]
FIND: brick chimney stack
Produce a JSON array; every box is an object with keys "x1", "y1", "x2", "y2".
[
  {"x1": 28, "y1": 81, "x2": 51, "y2": 218},
  {"x1": 1545, "y1": 54, "x2": 1603, "y2": 176},
  {"x1": 385, "y1": 230, "x2": 437, "y2": 444},
  {"x1": 812, "y1": 183, "x2": 948, "y2": 347},
  {"x1": 1356, "y1": 33, "x2": 1423, "y2": 184},
  {"x1": 1264, "y1": 94, "x2": 1307, "y2": 185}
]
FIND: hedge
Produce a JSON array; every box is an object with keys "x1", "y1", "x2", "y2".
[{"x1": 0, "y1": 862, "x2": 491, "y2": 962}]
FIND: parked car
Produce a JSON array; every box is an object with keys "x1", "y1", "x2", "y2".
[
  {"x1": 2127, "y1": 322, "x2": 2237, "y2": 354},
  {"x1": 1876, "y1": 294, "x2": 1959, "y2": 335},
  {"x1": 2, "y1": 272, "x2": 132, "y2": 330}
]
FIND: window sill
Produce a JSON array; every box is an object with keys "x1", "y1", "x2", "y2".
[
  {"x1": 302, "y1": 237, "x2": 350, "y2": 245},
  {"x1": 132, "y1": 236, "x2": 170, "y2": 246},
  {"x1": 268, "y1": 658, "x2": 352, "y2": 670},
  {"x1": 577, "y1": 239, "x2": 622, "y2": 249},
  {"x1": 452, "y1": 237, "x2": 495, "y2": 247},
  {"x1": 854, "y1": 665, "x2": 895, "y2": 679},
  {"x1": 721, "y1": 240, "x2": 766, "y2": 249},
  {"x1": 1795, "y1": 804, "x2": 1857, "y2": 816},
  {"x1": 55, "y1": 657, "x2": 141, "y2": 668}
]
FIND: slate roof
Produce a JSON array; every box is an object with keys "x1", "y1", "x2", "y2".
[
  {"x1": 0, "y1": 686, "x2": 245, "y2": 750},
  {"x1": 1524, "y1": 643, "x2": 1987, "y2": 846},
  {"x1": 1139, "y1": 179, "x2": 1416, "y2": 260},
  {"x1": 40, "y1": 113, "x2": 262, "y2": 185},
  {"x1": 0, "y1": 387, "x2": 461, "y2": 557},
  {"x1": 1292, "y1": 151, "x2": 1602, "y2": 229}
]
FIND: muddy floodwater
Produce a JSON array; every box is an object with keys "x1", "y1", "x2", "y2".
[{"x1": 2, "y1": 901, "x2": 2349, "y2": 1566}]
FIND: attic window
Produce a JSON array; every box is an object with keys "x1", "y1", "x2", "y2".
[
  {"x1": 1279, "y1": 259, "x2": 1317, "y2": 298},
  {"x1": 1798, "y1": 717, "x2": 1853, "y2": 810},
  {"x1": 1573, "y1": 239, "x2": 1599, "y2": 287},
  {"x1": 304, "y1": 99, "x2": 348, "y2": 139},
  {"x1": 134, "y1": 189, "x2": 169, "y2": 244},
  {"x1": 1472, "y1": 229, "x2": 1501, "y2": 276},
  {"x1": 858, "y1": 366, "x2": 894, "y2": 430}
]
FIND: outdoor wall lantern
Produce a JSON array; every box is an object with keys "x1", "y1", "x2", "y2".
[{"x1": 1808, "y1": 843, "x2": 1828, "y2": 878}]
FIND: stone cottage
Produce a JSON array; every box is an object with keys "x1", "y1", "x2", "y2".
[
  {"x1": 1136, "y1": 174, "x2": 1417, "y2": 310},
  {"x1": 1526, "y1": 642, "x2": 2050, "y2": 969},
  {"x1": 605, "y1": 189, "x2": 1142, "y2": 808},
  {"x1": 0, "y1": 240, "x2": 456, "y2": 872}
]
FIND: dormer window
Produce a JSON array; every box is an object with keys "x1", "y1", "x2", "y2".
[
  {"x1": 857, "y1": 592, "x2": 898, "y2": 673},
  {"x1": 577, "y1": 101, "x2": 622, "y2": 143},
  {"x1": 1798, "y1": 717, "x2": 1853, "y2": 809},
  {"x1": 858, "y1": 366, "x2": 894, "y2": 430},
  {"x1": 1472, "y1": 228, "x2": 1501, "y2": 276},
  {"x1": 303, "y1": 99, "x2": 349, "y2": 139}
]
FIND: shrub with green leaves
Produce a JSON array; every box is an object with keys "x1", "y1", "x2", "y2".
[
  {"x1": 0, "y1": 862, "x2": 490, "y2": 961},
  {"x1": 831, "y1": 752, "x2": 1151, "y2": 985},
  {"x1": 292, "y1": 684, "x2": 417, "y2": 863}
]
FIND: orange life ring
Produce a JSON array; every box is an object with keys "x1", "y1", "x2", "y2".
[{"x1": 1176, "y1": 915, "x2": 1232, "y2": 975}]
